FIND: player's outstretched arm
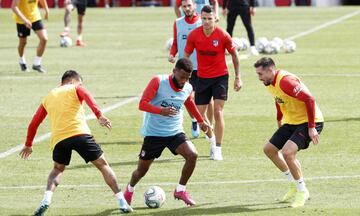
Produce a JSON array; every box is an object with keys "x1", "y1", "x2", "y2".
[
  {"x1": 98, "y1": 115, "x2": 112, "y2": 130},
  {"x1": 19, "y1": 146, "x2": 33, "y2": 159},
  {"x1": 21, "y1": 105, "x2": 47, "y2": 159}
]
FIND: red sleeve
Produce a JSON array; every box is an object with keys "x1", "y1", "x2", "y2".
[
  {"x1": 139, "y1": 76, "x2": 162, "y2": 114},
  {"x1": 170, "y1": 21, "x2": 178, "y2": 56},
  {"x1": 25, "y1": 104, "x2": 47, "y2": 147},
  {"x1": 279, "y1": 75, "x2": 316, "y2": 128},
  {"x1": 184, "y1": 94, "x2": 204, "y2": 123},
  {"x1": 184, "y1": 31, "x2": 195, "y2": 55},
  {"x1": 76, "y1": 85, "x2": 102, "y2": 119},
  {"x1": 224, "y1": 31, "x2": 236, "y2": 54},
  {"x1": 275, "y1": 102, "x2": 283, "y2": 121},
  {"x1": 175, "y1": 0, "x2": 181, "y2": 7}
]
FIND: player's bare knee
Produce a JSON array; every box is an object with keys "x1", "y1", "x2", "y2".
[
  {"x1": 282, "y1": 150, "x2": 295, "y2": 162},
  {"x1": 263, "y1": 143, "x2": 275, "y2": 157},
  {"x1": 185, "y1": 151, "x2": 198, "y2": 162},
  {"x1": 213, "y1": 108, "x2": 223, "y2": 119}
]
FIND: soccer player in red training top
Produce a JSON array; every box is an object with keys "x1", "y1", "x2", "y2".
[
  {"x1": 169, "y1": 0, "x2": 214, "y2": 139},
  {"x1": 254, "y1": 57, "x2": 324, "y2": 208},
  {"x1": 123, "y1": 58, "x2": 212, "y2": 207},
  {"x1": 19, "y1": 70, "x2": 133, "y2": 215},
  {"x1": 184, "y1": 5, "x2": 243, "y2": 161}
]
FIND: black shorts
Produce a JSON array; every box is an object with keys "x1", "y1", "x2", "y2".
[
  {"x1": 189, "y1": 70, "x2": 198, "y2": 92},
  {"x1": 269, "y1": 122, "x2": 324, "y2": 150},
  {"x1": 195, "y1": 74, "x2": 229, "y2": 105},
  {"x1": 52, "y1": 134, "x2": 103, "y2": 165},
  {"x1": 139, "y1": 133, "x2": 188, "y2": 160},
  {"x1": 72, "y1": 0, "x2": 87, "y2": 15},
  {"x1": 16, "y1": 20, "x2": 44, "y2": 38}
]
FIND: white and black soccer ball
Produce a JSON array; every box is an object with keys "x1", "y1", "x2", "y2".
[
  {"x1": 60, "y1": 36, "x2": 72, "y2": 47},
  {"x1": 255, "y1": 37, "x2": 269, "y2": 53},
  {"x1": 283, "y1": 40, "x2": 296, "y2": 53},
  {"x1": 231, "y1": 37, "x2": 242, "y2": 52},
  {"x1": 165, "y1": 38, "x2": 173, "y2": 51},
  {"x1": 144, "y1": 186, "x2": 166, "y2": 208},
  {"x1": 238, "y1": 37, "x2": 250, "y2": 51},
  {"x1": 272, "y1": 37, "x2": 284, "y2": 49},
  {"x1": 264, "y1": 41, "x2": 281, "y2": 54}
]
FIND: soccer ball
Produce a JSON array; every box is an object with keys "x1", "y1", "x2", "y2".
[
  {"x1": 239, "y1": 37, "x2": 250, "y2": 51},
  {"x1": 255, "y1": 37, "x2": 269, "y2": 53},
  {"x1": 264, "y1": 41, "x2": 281, "y2": 54},
  {"x1": 283, "y1": 40, "x2": 296, "y2": 53},
  {"x1": 165, "y1": 38, "x2": 173, "y2": 51},
  {"x1": 272, "y1": 37, "x2": 284, "y2": 48},
  {"x1": 232, "y1": 37, "x2": 250, "y2": 52},
  {"x1": 60, "y1": 36, "x2": 72, "y2": 47},
  {"x1": 144, "y1": 186, "x2": 166, "y2": 208}
]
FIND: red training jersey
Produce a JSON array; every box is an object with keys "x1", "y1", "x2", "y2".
[{"x1": 185, "y1": 26, "x2": 236, "y2": 78}]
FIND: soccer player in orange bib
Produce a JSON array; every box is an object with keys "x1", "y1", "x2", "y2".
[
  {"x1": 254, "y1": 57, "x2": 324, "y2": 208},
  {"x1": 19, "y1": 70, "x2": 133, "y2": 215},
  {"x1": 11, "y1": 0, "x2": 49, "y2": 73}
]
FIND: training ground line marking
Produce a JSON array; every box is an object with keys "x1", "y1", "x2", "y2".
[
  {"x1": 0, "y1": 96, "x2": 139, "y2": 159},
  {"x1": 229, "y1": 9, "x2": 360, "y2": 63},
  {"x1": 286, "y1": 10, "x2": 360, "y2": 41},
  {"x1": 1, "y1": 174, "x2": 359, "y2": 190}
]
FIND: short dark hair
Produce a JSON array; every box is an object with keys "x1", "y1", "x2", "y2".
[
  {"x1": 175, "y1": 58, "x2": 193, "y2": 73},
  {"x1": 61, "y1": 70, "x2": 83, "y2": 84},
  {"x1": 254, "y1": 57, "x2": 276, "y2": 68},
  {"x1": 201, "y1": 5, "x2": 213, "y2": 14}
]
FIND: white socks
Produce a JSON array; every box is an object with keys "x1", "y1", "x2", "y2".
[
  {"x1": 64, "y1": 27, "x2": 70, "y2": 32},
  {"x1": 19, "y1": 56, "x2": 26, "y2": 64},
  {"x1": 295, "y1": 177, "x2": 306, "y2": 192},
  {"x1": 176, "y1": 184, "x2": 186, "y2": 192},
  {"x1": 42, "y1": 190, "x2": 53, "y2": 205},
  {"x1": 77, "y1": 35, "x2": 83, "y2": 41},
  {"x1": 34, "y1": 56, "x2": 42, "y2": 66},
  {"x1": 206, "y1": 135, "x2": 216, "y2": 147},
  {"x1": 283, "y1": 170, "x2": 294, "y2": 182},
  {"x1": 127, "y1": 184, "x2": 135, "y2": 192},
  {"x1": 115, "y1": 191, "x2": 125, "y2": 201}
]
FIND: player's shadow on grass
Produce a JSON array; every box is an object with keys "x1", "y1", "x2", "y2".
[
  {"x1": 68, "y1": 156, "x2": 210, "y2": 170},
  {"x1": 134, "y1": 202, "x2": 289, "y2": 216},
  {"x1": 326, "y1": 117, "x2": 360, "y2": 122},
  {"x1": 72, "y1": 208, "x2": 120, "y2": 216},
  {"x1": 99, "y1": 141, "x2": 140, "y2": 146}
]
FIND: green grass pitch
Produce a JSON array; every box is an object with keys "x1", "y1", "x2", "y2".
[{"x1": 0, "y1": 6, "x2": 360, "y2": 216}]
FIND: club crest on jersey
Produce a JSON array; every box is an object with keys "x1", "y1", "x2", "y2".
[{"x1": 212, "y1": 40, "x2": 219, "y2": 47}]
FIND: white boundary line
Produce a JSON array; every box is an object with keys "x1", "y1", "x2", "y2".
[
  {"x1": 0, "y1": 96, "x2": 139, "y2": 159},
  {"x1": 229, "y1": 9, "x2": 360, "y2": 63},
  {"x1": 286, "y1": 10, "x2": 360, "y2": 41},
  {"x1": 1, "y1": 174, "x2": 359, "y2": 190}
]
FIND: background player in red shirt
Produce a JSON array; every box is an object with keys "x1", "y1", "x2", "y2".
[{"x1": 184, "y1": 5, "x2": 242, "y2": 161}]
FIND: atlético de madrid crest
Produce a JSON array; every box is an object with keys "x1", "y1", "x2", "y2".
[{"x1": 212, "y1": 40, "x2": 219, "y2": 47}]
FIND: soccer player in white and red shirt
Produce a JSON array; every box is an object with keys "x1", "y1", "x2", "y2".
[{"x1": 184, "y1": 5, "x2": 242, "y2": 161}]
